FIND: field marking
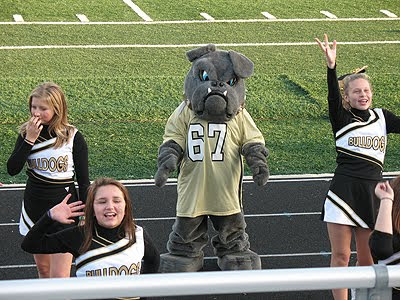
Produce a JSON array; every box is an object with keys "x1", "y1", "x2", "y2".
[
  {"x1": 122, "y1": 0, "x2": 153, "y2": 22},
  {"x1": 320, "y1": 11, "x2": 337, "y2": 19},
  {"x1": 2, "y1": 173, "x2": 398, "y2": 190},
  {"x1": 76, "y1": 14, "x2": 89, "y2": 23},
  {"x1": 0, "y1": 212, "x2": 322, "y2": 226},
  {"x1": 380, "y1": 10, "x2": 398, "y2": 18},
  {"x1": 200, "y1": 13, "x2": 214, "y2": 21},
  {"x1": 0, "y1": 251, "x2": 358, "y2": 269},
  {"x1": 0, "y1": 17, "x2": 399, "y2": 25},
  {"x1": 12, "y1": 14, "x2": 24, "y2": 23},
  {"x1": 261, "y1": 12, "x2": 276, "y2": 20},
  {"x1": 1, "y1": 40, "x2": 400, "y2": 51}
]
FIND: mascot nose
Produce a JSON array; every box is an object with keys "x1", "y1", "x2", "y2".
[{"x1": 211, "y1": 81, "x2": 225, "y2": 88}]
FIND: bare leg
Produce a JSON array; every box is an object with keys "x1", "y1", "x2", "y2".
[
  {"x1": 354, "y1": 227, "x2": 373, "y2": 266},
  {"x1": 33, "y1": 254, "x2": 51, "y2": 278},
  {"x1": 327, "y1": 222, "x2": 353, "y2": 300},
  {"x1": 50, "y1": 253, "x2": 73, "y2": 278}
]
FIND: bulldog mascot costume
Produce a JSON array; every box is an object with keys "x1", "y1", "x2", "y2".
[{"x1": 155, "y1": 44, "x2": 269, "y2": 272}]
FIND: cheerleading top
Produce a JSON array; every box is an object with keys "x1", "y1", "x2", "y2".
[
  {"x1": 7, "y1": 125, "x2": 90, "y2": 226},
  {"x1": 327, "y1": 67, "x2": 400, "y2": 180},
  {"x1": 21, "y1": 213, "x2": 160, "y2": 275}
]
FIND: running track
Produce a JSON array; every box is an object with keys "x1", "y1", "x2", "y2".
[{"x1": 2, "y1": 174, "x2": 389, "y2": 299}]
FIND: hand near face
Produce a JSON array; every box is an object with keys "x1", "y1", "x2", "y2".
[
  {"x1": 25, "y1": 114, "x2": 43, "y2": 144},
  {"x1": 49, "y1": 194, "x2": 85, "y2": 224},
  {"x1": 315, "y1": 33, "x2": 336, "y2": 69},
  {"x1": 375, "y1": 181, "x2": 394, "y2": 201}
]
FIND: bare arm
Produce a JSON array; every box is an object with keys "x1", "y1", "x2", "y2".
[{"x1": 374, "y1": 181, "x2": 394, "y2": 235}]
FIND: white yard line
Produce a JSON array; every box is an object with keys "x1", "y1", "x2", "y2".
[
  {"x1": 320, "y1": 11, "x2": 338, "y2": 19},
  {"x1": 380, "y1": 10, "x2": 398, "y2": 18},
  {"x1": 122, "y1": 0, "x2": 153, "y2": 22},
  {"x1": 1, "y1": 40, "x2": 399, "y2": 51},
  {"x1": 12, "y1": 14, "x2": 24, "y2": 22},
  {"x1": 200, "y1": 12, "x2": 215, "y2": 21},
  {"x1": 261, "y1": 12, "x2": 277, "y2": 20},
  {"x1": 0, "y1": 17, "x2": 399, "y2": 25},
  {"x1": 76, "y1": 14, "x2": 89, "y2": 23}
]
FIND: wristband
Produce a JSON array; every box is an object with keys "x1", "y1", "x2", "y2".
[
  {"x1": 24, "y1": 138, "x2": 34, "y2": 146},
  {"x1": 47, "y1": 209, "x2": 52, "y2": 219},
  {"x1": 381, "y1": 197, "x2": 394, "y2": 202}
]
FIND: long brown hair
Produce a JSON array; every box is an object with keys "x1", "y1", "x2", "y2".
[
  {"x1": 391, "y1": 176, "x2": 400, "y2": 233},
  {"x1": 79, "y1": 177, "x2": 136, "y2": 254},
  {"x1": 20, "y1": 82, "x2": 75, "y2": 148}
]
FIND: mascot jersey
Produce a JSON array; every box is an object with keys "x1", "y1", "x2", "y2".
[{"x1": 163, "y1": 102, "x2": 265, "y2": 217}]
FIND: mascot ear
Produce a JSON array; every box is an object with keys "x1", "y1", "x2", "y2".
[
  {"x1": 229, "y1": 50, "x2": 254, "y2": 78},
  {"x1": 186, "y1": 44, "x2": 216, "y2": 62}
]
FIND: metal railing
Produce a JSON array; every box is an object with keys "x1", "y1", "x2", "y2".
[{"x1": 0, "y1": 265, "x2": 398, "y2": 300}]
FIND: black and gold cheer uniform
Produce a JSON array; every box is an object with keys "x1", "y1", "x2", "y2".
[
  {"x1": 322, "y1": 67, "x2": 400, "y2": 229},
  {"x1": 21, "y1": 214, "x2": 160, "y2": 299},
  {"x1": 7, "y1": 125, "x2": 89, "y2": 235},
  {"x1": 370, "y1": 230, "x2": 400, "y2": 299}
]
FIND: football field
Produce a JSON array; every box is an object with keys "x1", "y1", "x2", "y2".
[
  {"x1": 0, "y1": 1, "x2": 399, "y2": 298},
  {"x1": 1, "y1": 0, "x2": 399, "y2": 183}
]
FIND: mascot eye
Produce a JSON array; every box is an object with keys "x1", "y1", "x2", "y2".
[
  {"x1": 200, "y1": 70, "x2": 209, "y2": 81},
  {"x1": 227, "y1": 78, "x2": 237, "y2": 86}
]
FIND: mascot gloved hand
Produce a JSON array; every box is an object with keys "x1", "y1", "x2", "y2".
[{"x1": 155, "y1": 44, "x2": 269, "y2": 272}]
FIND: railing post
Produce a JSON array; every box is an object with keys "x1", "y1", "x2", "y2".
[{"x1": 356, "y1": 264, "x2": 392, "y2": 300}]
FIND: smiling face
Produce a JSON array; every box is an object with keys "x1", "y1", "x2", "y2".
[
  {"x1": 30, "y1": 97, "x2": 55, "y2": 125},
  {"x1": 344, "y1": 78, "x2": 372, "y2": 111},
  {"x1": 93, "y1": 184, "x2": 126, "y2": 229}
]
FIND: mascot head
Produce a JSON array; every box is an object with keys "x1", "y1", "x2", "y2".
[{"x1": 184, "y1": 44, "x2": 254, "y2": 122}]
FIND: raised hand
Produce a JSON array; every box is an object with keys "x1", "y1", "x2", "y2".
[
  {"x1": 375, "y1": 181, "x2": 394, "y2": 201},
  {"x1": 49, "y1": 194, "x2": 85, "y2": 224},
  {"x1": 25, "y1": 114, "x2": 43, "y2": 144},
  {"x1": 315, "y1": 33, "x2": 336, "y2": 69}
]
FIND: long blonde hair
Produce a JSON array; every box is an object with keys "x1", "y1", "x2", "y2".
[
  {"x1": 20, "y1": 82, "x2": 75, "y2": 148},
  {"x1": 79, "y1": 178, "x2": 136, "y2": 254}
]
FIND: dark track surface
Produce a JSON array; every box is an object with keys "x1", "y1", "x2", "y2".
[{"x1": 0, "y1": 175, "x2": 368, "y2": 299}]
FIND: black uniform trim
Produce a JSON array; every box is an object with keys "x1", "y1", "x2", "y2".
[
  {"x1": 29, "y1": 141, "x2": 56, "y2": 155},
  {"x1": 76, "y1": 242, "x2": 132, "y2": 269},
  {"x1": 336, "y1": 147, "x2": 384, "y2": 169},
  {"x1": 335, "y1": 110, "x2": 380, "y2": 140},
  {"x1": 26, "y1": 169, "x2": 75, "y2": 184},
  {"x1": 326, "y1": 194, "x2": 362, "y2": 227}
]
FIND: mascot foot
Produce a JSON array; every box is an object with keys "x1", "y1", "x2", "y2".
[
  {"x1": 217, "y1": 250, "x2": 261, "y2": 271},
  {"x1": 159, "y1": 253, "x2": 204, "y2": 273}
]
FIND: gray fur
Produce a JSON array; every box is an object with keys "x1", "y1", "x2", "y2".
[
  {"x1": 154, "y1": 140, "x2": 183, "y2": 187},
  {"x1": 156, "y1": 45, "x2": 267, "y2": 272},
  {"x1": 184, "y1": 44, "x2": 253, "y2": 122},
  {"x1": 242, "y1": 142, "x2": 270, "y2": 186}
]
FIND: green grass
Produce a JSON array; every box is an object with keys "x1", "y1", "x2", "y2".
[
  {"x1": 1, "y1": 2, "x2": 400, "y2": 183},
  {"x1": 1, "y1": 0, "x2": 398, "y2": 21},
  {"x1": 1, "y1": 21, "x2": 400, "y2": 46}
]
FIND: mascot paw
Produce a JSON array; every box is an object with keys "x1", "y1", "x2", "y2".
[
  {"x1": 154, "y1": 169, "x2": 169, "y2": 187},
  {"x1": 155, "y1": 140, "x2": 183, "y2": 187},
  {"x1": 217, "y1": 250, "x2": 261, "y2": 271},
  {"x1": 159, "y1": 253, "x2": 204, "y2": 273},
  {"x1": 253, "y1": 165, "x2": 270, "y2": 186}
]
